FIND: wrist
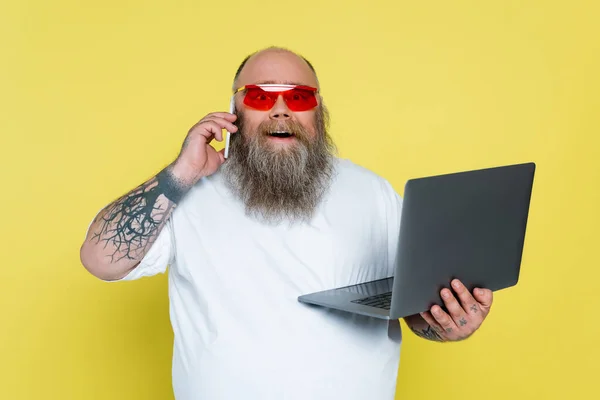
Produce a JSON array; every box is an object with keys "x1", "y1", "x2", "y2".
[
  {"x1": 156, "y1": 164, "x2": 195, "y2": 204},
  {"x1": 169, "y1": 160, "x2": 203, "y2": 187}
]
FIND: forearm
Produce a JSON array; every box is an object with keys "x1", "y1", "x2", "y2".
[
  {"x1": 80, "y1": 163, "x2": 192, "y2": 280},
  {"x1": 403, "y1": 313, "x2": 445, "y2": 342}
]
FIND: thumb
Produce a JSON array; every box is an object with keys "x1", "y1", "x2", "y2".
[{"x1": 218, "y1": 148, "x2": 226, "y2": 164}]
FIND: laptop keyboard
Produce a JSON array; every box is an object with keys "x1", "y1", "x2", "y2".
[{"x1": 351, "y1": 291, "x2": 392, "y2": 310}]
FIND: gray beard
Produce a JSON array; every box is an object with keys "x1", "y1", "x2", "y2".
[{"x1": 221, "y1": 104, "x2": 337, "y2": 225}]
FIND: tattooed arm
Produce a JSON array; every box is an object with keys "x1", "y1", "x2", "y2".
[
  {"x1": 80, "y1": 164, "x2": 192, "y2": 280},
  {"x1": 80, "y1": 111, "x2": 238, "y2": 281}
]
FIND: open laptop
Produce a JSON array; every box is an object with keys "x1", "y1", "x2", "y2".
[{"x1": 297, "y1": 162, "x2": 536, "y2": 320}]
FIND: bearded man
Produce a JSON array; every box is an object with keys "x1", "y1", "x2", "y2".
[{"x1": 80, "y1": 46, "x2": 493, "y2": 400}]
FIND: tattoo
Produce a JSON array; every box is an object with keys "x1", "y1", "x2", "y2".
[
  {"x1": 410, "y1": 325, "x2": 444, "y2": 342},
  {"x1": 470, "y1": 304, "x2": 478, "y2": 313},
  {"x1": 459, "y1": 318, "x2": 468, "y2": 326},
  {"x1": 89, "y1": 168, "x2": 187, "y2": 263},
  {"x1": 156, "y1": 168, "x2": 187, "y2": 204},
  {"x1": 446, "y1": 327, "x2": 453, "y2": 333}
]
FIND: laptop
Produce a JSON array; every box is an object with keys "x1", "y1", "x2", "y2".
[{"x1": 297, "y1": 162, "x2": 536, "y2": 320}]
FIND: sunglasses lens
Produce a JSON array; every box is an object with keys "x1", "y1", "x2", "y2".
[
  {"x1": 243, "y1": 87, "x2": 277, "y2": 110},
  {"x1": 283, "y1": 88, "x2": 318, "y2": 111},
  {"x1": 243, "y1": 86, "x2": 318, "y2": 111}
]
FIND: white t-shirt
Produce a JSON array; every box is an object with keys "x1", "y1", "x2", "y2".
[{"x1": 108, "y1": 158, "x2": 404, "y2": 400}]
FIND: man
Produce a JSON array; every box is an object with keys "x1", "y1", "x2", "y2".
[{"x1": 80, "y1": 46, "x2": 493, "y2": 400}]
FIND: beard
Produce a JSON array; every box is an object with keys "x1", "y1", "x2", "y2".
[{"x1": 220, "y1": 103, "x2": 337, "y2": 225}]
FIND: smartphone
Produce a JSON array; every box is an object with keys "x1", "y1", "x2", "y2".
[{"x1": 224, "y1": 95, "x2": 235, "y2": 159}]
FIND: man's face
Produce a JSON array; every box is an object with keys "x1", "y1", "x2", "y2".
[
  {"x1": 221, "y1": 50, "x2": 336, "y2": 224},
  {"x1": 232, "y1": 50, "x2": 321, "y2": 148}
]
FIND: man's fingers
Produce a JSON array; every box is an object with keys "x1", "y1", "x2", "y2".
[
  {"x1": 441, "y1": 288, "x2": 468, "y2": 327},
  {"x1": 201, "y1": 116, "x2": 238, "y2": 134},
  {"x1": 450, "y1": 279, "x2": 480, "y2": 316},
  {"x1": 419, "y1": 311, "x2": 445, "y2": 337},
  {"x1": 189, "y1": 120, "x2": 226, "y2": 142},
  {"x1": 202, "y1": 112, "x2": 237, "y2": 122},
  {"x1": 431, "y1": 305, "x2": 458, "y2": 337}
]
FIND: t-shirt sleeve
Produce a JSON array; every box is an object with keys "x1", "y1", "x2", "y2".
[{"x1": 84, "y1": 207, "x2": 175, "y2": 282}]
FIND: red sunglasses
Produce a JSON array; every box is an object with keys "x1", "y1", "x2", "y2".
[{"x1": 234, "y1": 84, "x2": 319, "y2": 112}]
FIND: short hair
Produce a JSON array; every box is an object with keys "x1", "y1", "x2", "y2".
[{"x1": 232, "y1": 46, "x2": 319, "y2": 91}]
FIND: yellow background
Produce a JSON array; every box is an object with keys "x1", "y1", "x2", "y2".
[{"x1": 1, "y1": 0, "x2": 598, "y2": 399}]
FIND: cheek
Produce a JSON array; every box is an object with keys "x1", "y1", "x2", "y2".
[
  {"x1": 240, "y1": 111, "x2": 267, "y2": 135},
  {"x1": 297, "y1": 112, "x2": 318, "y2": 137}
]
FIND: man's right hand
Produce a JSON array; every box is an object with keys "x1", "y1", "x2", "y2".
[{"x1": 171, "y1": 112, "x2": 238, "y2": 185}]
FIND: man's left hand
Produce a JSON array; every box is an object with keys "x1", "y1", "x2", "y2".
[{"x1": 420, "y1": 279, "x2": 493, "y2": 341}]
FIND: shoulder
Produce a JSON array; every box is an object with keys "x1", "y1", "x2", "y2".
[
  {"x1": 334, "y1": 157, "x2": 381, "y2": 180},
  {"x1": 327, "y1": 158, "x2": 403, "y2": 246}
]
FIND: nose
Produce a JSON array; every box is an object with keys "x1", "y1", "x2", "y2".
[{"x1": 269, "y1": 95, "x2": 291, "y2": 120}]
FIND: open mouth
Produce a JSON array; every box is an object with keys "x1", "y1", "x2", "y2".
[{"x1": 268, "y1": 131, "x2": 295, "y2": 138}]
